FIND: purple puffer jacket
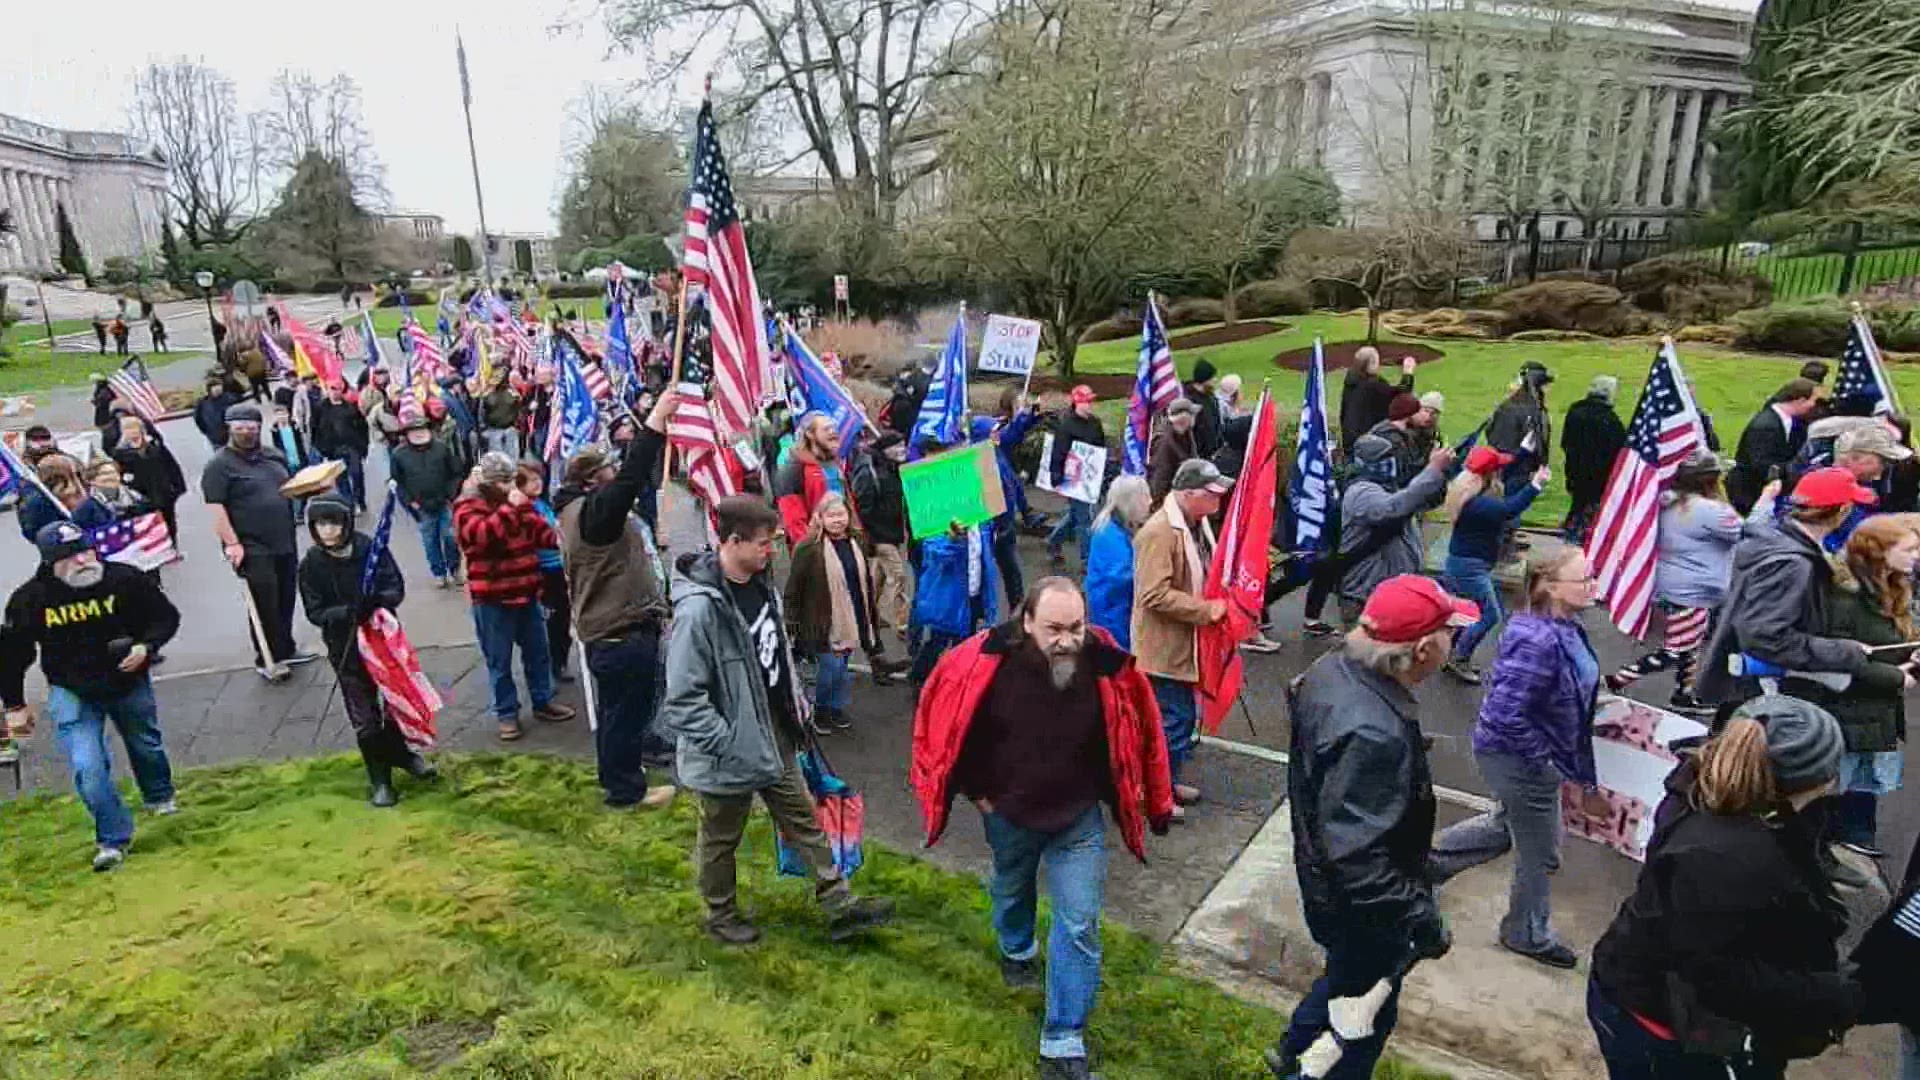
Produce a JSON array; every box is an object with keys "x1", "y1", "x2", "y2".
[{"x1": 1471, "y1": 613, "x2": 1599, "y2": 784}]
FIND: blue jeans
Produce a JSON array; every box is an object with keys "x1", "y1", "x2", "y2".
[
  {"x1": 1151, "y1": 676, "x2": 1197, "y2": 784},
  {"x1": 1443, "y1": 555, "x2": 1503, "y2": 663},
  {"x1": 1047, "y1": 499, "x2": 1093, "y2": 563},
  {"x1": 472, "y1": 602, "x2": 555, "y2": 719},
  {"x1": 48, "y1": 681, "x2": 172, "y2": 849},
  {"x1": 1902, "y1": 1026, "x2": 1920, "y2": 1080},
  {"x1": 330, "y1": 450, "x2": 366, "y2": 511},
  {"x1": 814, "y1": 649, "x2": 852, "y2": 711},
  {"x1": 587, "y1": 626, "x2": 663, "y2": 804},
  {"x1": 1279, "y1": 930, "x2": 1407, "y2": 1080},
  {"x1": 1588, "y1": 976, "x2": 1785, "y2": 1079},
  {"x1": 982, "y1": 805, "x2": 1108, "y2": 1060},
  {"x1": 417, "y1": 506, "x2": 461, "y2": 579}
]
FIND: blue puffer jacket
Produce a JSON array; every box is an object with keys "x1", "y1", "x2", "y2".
[
  {"x1": 1085, "y1": 518, "x2": 1136, "y2": 649},
  {"x1": 912, "y1": 520, "x2": 1000, "y2": 636}
]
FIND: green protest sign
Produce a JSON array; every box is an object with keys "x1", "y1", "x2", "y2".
[{"x1": 900, "y1": 443, "x2": 1008, "y2": 540}]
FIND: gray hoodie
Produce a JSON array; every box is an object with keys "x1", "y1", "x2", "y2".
[
  {"x1": 1338, "y1": 463, "x2": 1449, "y2": 602},
  {"x1": 1694, "y1": 517, "x2": 1868, "y2": 704},
  {"x1": 660, "y1": 551, "x2": 807, "y2": 796}
]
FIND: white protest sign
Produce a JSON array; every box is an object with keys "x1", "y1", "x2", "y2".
[
  {"x1": 978, "y1": 314, "x2": 1042, "y2": 376},
  {"x1": 1035, "y1": 433, "x2": 1107, "y2": 505},
  {"x1": 1560, "y1": 695, "x2": 1708, "y2": 861}
]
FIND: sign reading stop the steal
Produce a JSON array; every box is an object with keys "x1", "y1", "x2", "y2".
[{"x1": 978, "y1": 314, "x2": 1042, "y2": 375}]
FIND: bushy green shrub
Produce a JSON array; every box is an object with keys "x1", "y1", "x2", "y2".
[
  {"x1": 1230, "y1": 278, "x2": 1313, "y2": 318},
  {"x1": 1724, "y1": 299, "x2": 1920, "y2": 353},
  {"x1": 1163, "y1": 297, "x2": 1225, "y2": 328},
  {"x1": 545, "y1": 281, "x2": 605, "y2": 300},
  {"x1": 1492, "y1": 280, "x2": 1650, "y2": 336},
  {"x1": 375, "y1": 289, "x2": 434, "y2": 309}
]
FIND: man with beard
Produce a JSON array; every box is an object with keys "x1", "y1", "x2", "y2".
[
  {"x1": 1, "y1": 521, "x2": 181, "y2": 871},
  {"x1": 774, "y1": 412, "x2": 856, "y2": 547},
  {"x1": 911, "y1": 577, "x2": 1175, "y2": 1080},
  {"x1": 1367, "y1": 392, "x2": 1439, "y2": 489},
  {"x1": 202, "y1": 402, "x2": 317, "y2": 681},
  {"x1": 298, "y1": 495, "x2": 437, "y2": 807}
]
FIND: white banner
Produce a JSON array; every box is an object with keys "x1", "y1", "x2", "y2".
[
  {"x1": 1036, "y1": 433, "x2": 1107, "y2": 505},
  {"x1": 978, "y1": 314, "x2": 1042, "y2": 376},
  {"x1": 1561, "y1": 695, "x2": 1708, "y2": 861}
]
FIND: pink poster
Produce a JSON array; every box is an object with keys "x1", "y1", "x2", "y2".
[{"x1": 1561, "y1": 696, "x2": 1707, "y2": 861}]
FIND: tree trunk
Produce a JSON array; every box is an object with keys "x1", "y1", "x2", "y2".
[
  {"x1": 1055, "y1": 333, "x2": 1078, "y2": 381},
  {"x1": 1223, "y1": 265, "x2": 1240, "y2": 325},
  {"x1": 1366, "y1": 303, "x2": 1382, "y2": 344}
]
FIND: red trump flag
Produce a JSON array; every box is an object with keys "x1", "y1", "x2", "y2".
[{"x1": 1198, "y1": 384, "x2": 1278, "y2": 734}]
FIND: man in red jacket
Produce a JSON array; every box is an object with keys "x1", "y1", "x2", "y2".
[
  {"x1": 774, "y1": 412, "x2": 855, "y2": 546},
  {"x1": 910, "y1": 577, "x2": 1174, "y2": 1080},
  {"x1": 454, "y1": 452, "x2": 577, "y2": 741}
]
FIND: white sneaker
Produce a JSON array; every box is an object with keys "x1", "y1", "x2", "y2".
[
  {"x1": 150, "y1": 799, "x2": 179, "y2": 816},
  {"x1": 1239, "y1": 632, "x2": 1283, "y2": 654},
  {"x1": 92, "y1": 846, "x2": 125, "y2": 872}
]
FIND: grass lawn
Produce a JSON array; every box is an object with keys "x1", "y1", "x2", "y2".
[
  {"x1": 2, "y1": 317, "x2": 93, "y2": 350},
  {"x1": 359, "y1": 301, "x2": 583, "y2": 340},
  {"x1": 0, "y1": 345, "x2": 202, "y2": 397},
  {"x1": 1069, "y1": 313, "x2": 1920, "y2": 523},
  {"x1": 0, "y1": 754, "x2": 1447, "y2": 1080}
]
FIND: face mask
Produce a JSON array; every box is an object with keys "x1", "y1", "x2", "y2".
[{"x1": 56, "y1": 562, "x2": 104, "y2": 589}]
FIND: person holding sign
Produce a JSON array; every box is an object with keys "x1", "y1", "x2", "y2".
[
  {"x1": 1046, "y1": 387, "x2": 1107, "y2": 572},
  {"x1": 906, "y1": 442, "x2": 1001, "y2": 688}
]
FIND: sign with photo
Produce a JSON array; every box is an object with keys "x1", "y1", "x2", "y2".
[
  {"x1": 1035, "y1": 433, "x2": 1108, "y2": 505},
  {"x1": 1561, "y1": 695, "x2": 1707, "y2": 861}
]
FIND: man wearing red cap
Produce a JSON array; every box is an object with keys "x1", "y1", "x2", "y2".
[
  {"x1": 1267, "y1": 574, "x2": 1474, "y2": 1080},
  {"x1": 1046, "y1": 386, "x2": 1107, "y2": 571},
  {"x1": 1695, "y1": 465, "x2": 1875, "y2": 713}
]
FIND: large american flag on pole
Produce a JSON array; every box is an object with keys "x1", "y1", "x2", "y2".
[
  {"x1": 1587, "y1": 342, "x2": 1706, "y2": 639},
  {"x1": 1836, "y1": 314, "x2": 1903, "y2": 417},
  {"x1": 668, "y1": 298, "x2": 741, "y2": 510},
  {"x1": 682, "y1": 98, "x2": 770, "y2": 440},
  {"x1": 108, "y1": 358, "x2": 166, "y2": 423},
  {"x1": 356, "y1": 484, "x2": 441, "y2": 750},
  {"x1": 403, "y1": 321, "x2": 449, "y2": 381},
  {"x1": 87, "y1": 511, "x2": 176, "y2": 571},
  {"x1": 1124, "y1": 295, "x2": 1180, "y2": 475}
]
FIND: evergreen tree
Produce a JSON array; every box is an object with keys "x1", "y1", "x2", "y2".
[
  {"x1": 54, "y1": 203, "x2": 90, "y2": 280},
  {"x1": 451, "y1": 234, "x2": 475, "y2": 273},
  {"x1": 160, "y1": 221, "x2": 184, "y2": 286},
  {"x1": 1716, "y1": 0, "x2": 1840, "y2": 222}
]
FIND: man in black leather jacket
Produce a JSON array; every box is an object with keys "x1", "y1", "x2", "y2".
[{"x1": 1267, "y1": 574, "x2": 1471, "y2": 1080}]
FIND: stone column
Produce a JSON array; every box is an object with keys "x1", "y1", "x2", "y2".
[
  {"x1": 21, "y1": 172, "x2": 53, "y2": 271},
  {"x1": 0, "y1": 170, "x2": 21, "y2": 270},
  {"x1": 1670, "y1": 89, "x2": 1705, "y2": 208},
  {"x1": 1619, "y1": 86, "x2": 1653, "y2": 207},
  {"x1": 1645, "y1": 87, "x2": 1679, "y2": 211},
  {"x1": 1696, "y1": 92, "x2": 1723, "y2": 206}
]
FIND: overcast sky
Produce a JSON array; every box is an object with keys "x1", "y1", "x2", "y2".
[{"x1": 1, "y1": 0, "x2": 712, "y2": 235}]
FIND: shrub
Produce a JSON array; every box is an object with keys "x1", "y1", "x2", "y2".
[
  {"x1": 1492, "y1": 280, "x2": 1650, "y2": 336},
  {"x1": 1663, "y1": 281, "x2": 1769, "y2": 326},
  {"x1": 1163, "y1": 297, "x2": 1225, "y2": 328},
  {"x1": 1535, "y1": 269, "x2": 1610, "y2": 285},
  {"x1": 99, "y1": 256, "x2": 142, "y2": 286},
  {"x1": 1509, "y1": 328, "x2": 1604, "y2": 342},
  {"x1": 1730, "y1": 300, "x2": 1850, "y2": 354},
  {"x1": 375, "y1": 290, "x2": 434, "y2": 309},
  {"x1": 803, "y1": 319, "x2": 916, "y2": 381},
  {"x1": 1230, "y1": 279, "x2": 1313, "y2": 318},
  {"x1": 1673, "y1": 323, "x2": 1739, "y2": 346},
  {"x1": 1617, "y1": 254, "x2": 1773, "y2": 313},
  {"x1": 1081, "y1": 315, "x2": 1142, "y2": 343},
  {"x1": 545, "y1": 281, "x2": 604, "y2": 300}
]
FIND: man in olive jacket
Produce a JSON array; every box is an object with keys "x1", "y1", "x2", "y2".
[{"x1": 660, "y1": 496, "x2": 894, "y2": 946}]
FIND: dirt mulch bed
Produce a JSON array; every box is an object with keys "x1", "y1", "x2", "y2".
[
  {"x1": 1169, "y1": 320, "x2": 1288, "y2": 351},
  {"x1": 1272, "y1": 340, "x2": 1447, "y2": 373},
  {"x1": 1021, "y1": 373, "x2": 1139, "y2": 399}
]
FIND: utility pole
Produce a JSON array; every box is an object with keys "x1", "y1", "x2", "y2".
[{"x1": 456, "y1": 31, "x2": 497, "y2": 287}]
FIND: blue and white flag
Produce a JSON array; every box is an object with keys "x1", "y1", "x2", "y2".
[
  {"x1": 782, "y1": 324, "x2": 864, "y2": 458},
  {"x1": 1837, "y1": 315, "x2": 1902, "y2": 416},
  {"x1": 554, "y1": 335, "x2": 602, "y2": 457},
  {"x1": 606, "y1": 299, "x2": 637, "y2": 400},
  {"x1": 1287, "y1": 338, "x2": 1333, "y2": 561},
  {"x1": 912, "y1": 308, "x2": 969, "y2": 451},
  {"x1": 363, "y1": 481, "x2": 399, "y2": 595},
  {"x1": 360, "y1": 311, "x2": 384, "y2": 368}
]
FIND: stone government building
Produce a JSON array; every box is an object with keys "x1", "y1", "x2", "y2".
[{"x1": 0, "y1": 112, "x2": 168, "y2": 274}]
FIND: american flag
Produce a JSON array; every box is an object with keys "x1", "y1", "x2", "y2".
[
  {"x1": 403, "y1": 322, "x2": 449, "y2": 381},
  {"x1": 682, "y1": 98, "x2": 770, "y2": 439},
  {"x1": 1124, "y1": 296, "x2": 1180, "y2": 475},
  {"x1": 1587, "y1": 343, "x2": 1706, "y2": 639},
  {"x1": 356, "y1": 483, "x2": 441, "y2": 750},
  {"x1": 668, "y1": 298, "x2": 741, "y2": 509},
  {"x1": 1836, "y1": 315, "x2": 1902, "y2": 417},
  {"x1": 87, "y1": 511, "x2": 176, "y2": 571},
  {"x1": 108, "y1": 358, "x2": 166, "y2": 423},
  {"x1": 583, "y1": 359, "x2": 613, "y2": 402}
]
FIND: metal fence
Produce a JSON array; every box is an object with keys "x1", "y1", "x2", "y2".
[{"x1": 1466, "y1": 223, "x2": 1920, "y2": 300}]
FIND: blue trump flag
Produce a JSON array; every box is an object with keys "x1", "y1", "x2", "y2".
[
  {"x1": 606, "y1": 300, "x2": 637, "y2": 400},
  {"x1": 1287, "y1": 337, "x2": 1333, "y2": 564},
  {"x1": 912, "y1": 307, "x2": 969, "y2": 452},
  {"x1": 782, "y1": 324, "x2": 864, "y2": 458},
  {"x1": 553, "y1": 334, "x2": 602, "y2": 457}
]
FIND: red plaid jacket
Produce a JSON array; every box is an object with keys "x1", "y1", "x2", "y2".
[{"x1": 453, "y1": 495, "x2": 554, "y2": 607}]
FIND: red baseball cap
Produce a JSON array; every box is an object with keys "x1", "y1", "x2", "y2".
[
  {"x1": 1791, "y1": 466, "x2": 1878, "y2": 510},
  {"x1": 1070, "y1": 385, "x2": 1096, "y2": 405},
  {"x1": 1464, "y1": 445, "x2": 1515, "y2": 476},
  {"x1": 1361, "y1": 575, "x2": 1481, "y2": 644}
]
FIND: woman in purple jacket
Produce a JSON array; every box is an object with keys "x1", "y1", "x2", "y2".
[{"x1": 1429, "y1": 544, "x2": 1609, "y2": 970}]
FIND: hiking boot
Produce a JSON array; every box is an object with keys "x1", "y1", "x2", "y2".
[
  {"x1": 368, "y1": 762, "x2": 399, "y2": 808},
  {"x1": 1301, "y1": 620, "x2": 1335, "y2": 638},
  {"x1": 707, "y1": 911, "x2": 762, "y2": 946},
  {"x1": 1000, "y1": 955, "x2": 1041, "y2": 990},
  {"x1": 401, "y1": 753, "x2": 439, "y2": 781},
  {"x1": 827, "y1": 895, "x2": 895, "y2": 942},
  {"x1": 1443, "y1": 660, "x2": 1482, "y2": 685},
  {"x1": 1502, "y1": 939, "x2": 1578, "y2": 970},
  {"x1": 1038, "y1": 1056, "x2": 1100, "y2": 1080},
  {"x1": 92, "y1": 846, "x2": 126, "y2": 873},
  {"x1": 534, "y1": 702, "x2": 577, "y2": 723}
]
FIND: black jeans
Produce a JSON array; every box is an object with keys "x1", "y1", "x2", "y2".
[
  {"x1": 241, "y1": 552, "x2": 298, "y2": 666},
  {"x1": 336, "y1": 649, "x2": 408, "y2": 765},
  {"x1": 1587, "y1": 977, "x2": 1785, "y2": 1079},
  {"x1": 992, "y1": 515, "x2": 1024, "y2": 611},
  {"x1": 587, "y1": 625, "x2": 664, "y2": 804}
]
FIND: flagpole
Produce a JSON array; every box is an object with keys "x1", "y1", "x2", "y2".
[{"x1": 455, "y1": 30, "x2": 496, "y2": 286}]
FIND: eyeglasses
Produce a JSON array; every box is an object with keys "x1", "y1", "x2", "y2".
[{"x1": 1550, "y1": 574, "x2": 1597, "y2": 585}]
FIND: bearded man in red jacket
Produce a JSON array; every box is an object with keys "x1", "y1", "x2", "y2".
[{"x1": 910, "y1": 576, "x2": 1175, "y2": 1080}]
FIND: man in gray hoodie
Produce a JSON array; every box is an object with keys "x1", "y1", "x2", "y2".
[
  {"x1": 1336, "y1": 435, "x2": 1453, "y2": 625},
  {"x1": 661, "y1": 495, "x2": 895, "y2": 945}
]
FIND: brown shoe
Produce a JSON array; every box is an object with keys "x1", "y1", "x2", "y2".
[
  {"x1": 497, "y1": 717, "x2": 524, "y2": 741},
  {"x1": 534, "y1": 702, "x2": 576, "y2": 723},
  {"x1": 707, "y1": 911, "x2": 762, "y2": 946}
]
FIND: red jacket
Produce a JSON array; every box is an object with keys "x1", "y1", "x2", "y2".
[
  {"x1": 774, "y1": 453, "x2": 857, "y2": 548},
  {"x1": 910, "y1": 622, "x2": 1175, "y2": 862},
  {"x1": 453, "y1": 494, "x2": 554, "y2": 606}
]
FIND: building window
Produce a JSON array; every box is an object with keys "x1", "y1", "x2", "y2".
[{"x1": 1553, "y1": 220, "x2": 1568, "y2": 240}]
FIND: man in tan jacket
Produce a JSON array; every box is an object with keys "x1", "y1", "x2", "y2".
[{"x1": 1131, "y1": 458, "x2": 1232, "y2": 816}]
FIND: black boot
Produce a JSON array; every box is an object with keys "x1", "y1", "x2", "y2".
[
  {"x1": 367, "y1": 760, "x2": 399, "y2": 808},
  {"x1": 401, "y1": 752, "x2": 439, "y2": 781}
]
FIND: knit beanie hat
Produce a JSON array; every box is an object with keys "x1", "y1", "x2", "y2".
[
  {"x1": 1733, "y1": 694, "x2": 1844, "y2": 792},
  {"x1": 1192, "y1": 358, "x2": 1218, "y2": 385},
  {"x1": 1388, "y1": 393, "x2": 1421, "y2": 422}
]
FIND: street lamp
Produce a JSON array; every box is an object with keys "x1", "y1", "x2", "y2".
[{"x1": 195, "y1": 270, "x2": 217, "y2": 347}]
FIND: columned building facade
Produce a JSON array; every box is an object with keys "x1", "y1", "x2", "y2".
[{"x1": 0, "y1": 113, "x2": 169, "y2": 273}]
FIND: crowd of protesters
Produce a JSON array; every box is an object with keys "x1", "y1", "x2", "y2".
[{"x1": 11, "y1": 290, "x2": 1920, "y2": 1080}]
